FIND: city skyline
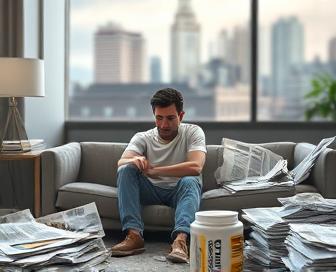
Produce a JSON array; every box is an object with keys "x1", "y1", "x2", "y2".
[{"x1": 70, "y1": 0, "x2": 336, "y2": 85}]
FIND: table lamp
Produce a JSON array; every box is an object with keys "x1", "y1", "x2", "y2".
[{"x1": 0, "y1": 57, "x2": 45, "y2": 152}]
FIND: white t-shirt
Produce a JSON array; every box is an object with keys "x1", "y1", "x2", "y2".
[{"x1": 123, "y1": 123, "x2": 207, "y2": 188}]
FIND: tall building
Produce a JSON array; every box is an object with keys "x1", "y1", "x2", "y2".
[
  {"x1": 329, "y1": 37, "x2": 336, "y2": 62},
  {"x1": 170, "y1": 0, "x2": 200, "y2": 83},
  {"x1": 94, "y1": 22, "x2": 146, "y2": 84},
  {"x1": 217, "y1": 29, "x2": 231, "y2": 64},
  {"x1": 271, "y1": 17, "x2": 305, "y2": 120},
  {"x1": 231, "y1": 25, "x2": 250, "y2": 84},
  {"x1": 150, "y1": 56, "x2": 162, "y2": 83},
  {"x1": 271, "y1": 17, "x2": 304, "y2": 97},
  {"x1": 329, "y1": 37, "x2": 336, "y2": 76},
  {"x1": 217, "y1": 26, "x2": 250, "y2": 85}
]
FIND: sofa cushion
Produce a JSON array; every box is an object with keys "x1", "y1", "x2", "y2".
[
  {"x1": 294, "y1": 184, "x2": 318, "y2": 194},
  {"x1": 79, "y1": 142, "x2": 127, "y2": 187},
  {"x1": 56, "y1": 182, "x2": 119, "y2": 219},
  {"x1": 57, "y1": 182, "x2": 176, "y2": 228},
  {"x1": 200, "y1": 186, "x2": 296, "y2": 211},
  {"x1": 142, "y1": 205, "x2": 174, "y2": 228}
]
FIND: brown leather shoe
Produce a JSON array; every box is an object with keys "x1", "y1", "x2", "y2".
[
  {"x1": 111, "y1": 232, "x2": 145, "y2": 257},
  {"x1": 166, "y1": 239, "x2": 189, "y2": 263}
]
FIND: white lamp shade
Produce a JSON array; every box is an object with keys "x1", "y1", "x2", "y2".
[{"x1": 0, "y1": 57, "x2": 45, "y2": 97}]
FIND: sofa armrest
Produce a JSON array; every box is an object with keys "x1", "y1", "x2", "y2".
[
  {"x1": 310, "y1": 147, "x2": 336, "y2": 198},
  {"x1": 41, "y1": 142, "x2": 81, "y2": 215}
]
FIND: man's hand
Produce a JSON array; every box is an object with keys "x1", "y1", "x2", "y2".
[
  {"x1": 143, "y1": 166, "x2": 159, "y2": 179},
  {"x1": 118, "y1": 150, "x2": 150, "y2": 171},
  {"x1": 130, "y1": 156, "x2": 149, "y2": 171}
]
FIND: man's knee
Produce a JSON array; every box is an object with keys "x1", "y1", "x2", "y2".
[
  {"x1": 178, "y1": 177, "x2": 201, "y2": 192},
  {"x1": 118, "y1": 163, "x2": 138, "y2": 175},
  {"x1": 117, "y1": 164, "x2": 139, "y2": 186}
]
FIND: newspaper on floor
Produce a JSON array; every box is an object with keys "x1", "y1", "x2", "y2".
[
  {"x1": 242, "y1": 207, "x2": 290, "y2": 271},
  {"x1": 0, "y1": 221, "x2": 89, "y2": 256},
  {"x1": 289, "y1": 136, "x2": 335, "y2": 184},
  {"x1": 0, "y1": 209, "x2": 35, "y2": 223},
  {"x1": 242, "y1": 193, "x2": 336, "y2": 271},
  {"x1": 37, "y1": 202, "x2": 105, "y2": 238},
  {"x1": 282, "y1": 223, "x2": 336, "y2": 271},
  {"x1": 276, "y1": 193, "x2": 336, "y2": 225},
  {"x1": 0, "y1": 203, "x2": 110, "y2": 270},
  {"x1": 278, "y1": 192, "x2": 336, "y2": 212}
]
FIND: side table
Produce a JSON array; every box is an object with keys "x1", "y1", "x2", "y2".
[{"x1": 0, "y1": 150, "x2": 43, "y2": 217}]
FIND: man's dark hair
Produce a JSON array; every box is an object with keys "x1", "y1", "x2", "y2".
[{"x1": 150, "y1": 88, "x2": 184, "y2": 113}]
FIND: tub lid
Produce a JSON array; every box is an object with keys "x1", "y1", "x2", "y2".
[{"x1": 195, "y1": 210, "x2": 238, "y2": 225}]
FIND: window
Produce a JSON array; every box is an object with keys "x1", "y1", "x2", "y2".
[
  {"x1": 258, "y1": 0, "x2": 336, "y2": 121},
  {"x1": 103, "y1": 106, "x2": 114, "y2": 118},
  {"x1": 68, "y1": 0, "x2": 336, "y2": 122},
  {"x1": 68, "y1": 0, "x2": 250, "y2": 121}
]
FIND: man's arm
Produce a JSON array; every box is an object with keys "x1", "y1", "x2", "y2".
[
  {"x1": 144, "y1": 150, "x2": 206, "y2": 178},
  {"x1": 118, "y1": 150, "x2": 149, "y2": 171}
]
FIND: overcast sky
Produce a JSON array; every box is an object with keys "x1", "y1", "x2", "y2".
[{"x1": 70, "y1": 0, "x2": 336, "y2": 84}]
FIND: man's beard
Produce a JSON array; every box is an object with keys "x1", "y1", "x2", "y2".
[{"x1": 158, "y1": 128, "x2": 178, "y2": 141}]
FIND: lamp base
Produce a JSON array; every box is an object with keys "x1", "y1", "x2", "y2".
[{"x1": 0, "y1": 97, "x2": 31, "y2": 153}]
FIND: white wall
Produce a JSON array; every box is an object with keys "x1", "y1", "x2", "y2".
[
  {"x1": 23, "y1": 0, "x2": 39, "y2": 58},
  {"x1": 25, "y1": 0, "x2": 65, "y2": 147}
]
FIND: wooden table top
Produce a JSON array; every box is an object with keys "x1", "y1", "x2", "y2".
[{"x1": 0, "y1": 150, "x2": 44, "y2": 160}]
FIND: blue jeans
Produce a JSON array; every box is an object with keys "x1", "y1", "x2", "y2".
[{"x1": 117, "y1": 164, "x2": 202, "y2": 239}]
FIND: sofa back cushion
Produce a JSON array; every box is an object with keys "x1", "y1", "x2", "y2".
[
  {"x1": 202, "y1": 145, "x2": 224, "y2": 192},
  {"x1": 79, "y1": 142, "x2": 127, "y2": 187},
  {"x1": 258, "y1": 142, "x2": 296, "y2": 169},
  {"x1": 293, "y1": 143, "x2": 315, "y2": 168}
]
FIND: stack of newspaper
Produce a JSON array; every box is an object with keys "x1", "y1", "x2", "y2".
[
  {"x1": 282, "y1": 224, "x2": 336, "y2": 271},
  {"x1": 0, "y1": 203, "x2": 111, "y2": 271},
  {"x1": 242, "y1": 193, "x2": 336, "y2": 271},
  {"x1": 242, "y1": 207, "x2": 290, "y2": 271},
  {"x1": 279, "y1": 193, "x2": 336, "y2": 270},
  {"x1": 215, "y1": 136, "x2": 335, "y2": 193},
  {"x1": 277, "y1": 192, "x2": 336, "y2": 224}
]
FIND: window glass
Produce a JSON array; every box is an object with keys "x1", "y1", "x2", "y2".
[
  {"x1": 258, "y1": 0, "x2": 336, "y2": 121},
  {"x1": 68, "y1": 0, "x2": 250, "y2": 121}
]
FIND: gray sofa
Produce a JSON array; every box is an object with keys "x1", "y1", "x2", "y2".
[{"x1": 41, "y1": 141, "x2": 336, "y2": 230}]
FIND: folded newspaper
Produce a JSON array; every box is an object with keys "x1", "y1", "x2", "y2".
[
  {"x1": 0, "y1": 203, "x2": 111, "y2": 271},
  {"x1": 289, "y1": 136, "x2": 335, "y2": 184},
  {"x1": 215, "y1": 137, "x2": 335, "y2": 193}
]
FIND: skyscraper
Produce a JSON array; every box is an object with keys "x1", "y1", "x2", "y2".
[
  {"x1": 329, "y1": 37, "x2": 336, "y2": 62},
  {"x1": 231, "y1": 25, "x2": 250, "y2": 84},
  {"x1": 170, "y1": 0, "x2": 200, "y2": 83},
  {"x1": 329, "y1": 37, "x2": 336, "y2": 76},
  {"x1": 217, "y1": 29, "x2": 231, "y2": 64},
  {"x1": 150, "y1": 56, "x2": 162, "y2": 83},
  {"x1": 271, "y1": 17, "x2": 304, "y2": 97},
  {"x1": 271, "y1": 17, "x2": 305, "y2": 120},
  {"x1": 94, "y1": 22, "x2": 146, "y2": 84}
]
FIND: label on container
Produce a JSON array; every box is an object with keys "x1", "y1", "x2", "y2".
[
  {"x1": 190, "y1": 234, "x2": 244, "y2": 272},
  {"x1": 231, "y1": 234, "x2": 244, "y2": 272}
]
